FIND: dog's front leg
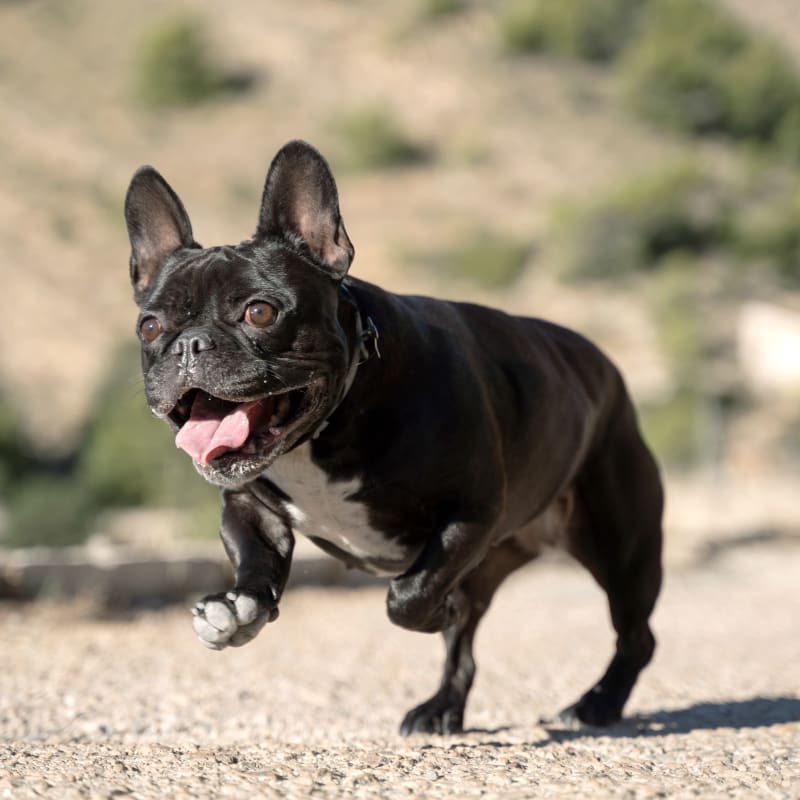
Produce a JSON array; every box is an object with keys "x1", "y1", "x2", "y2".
[
  {"x1": 192, "y1": 485, "x2": 294, "y2": 650},
  {"x1": 386, "y1": 520, "x2": 495, "y2": 634}
]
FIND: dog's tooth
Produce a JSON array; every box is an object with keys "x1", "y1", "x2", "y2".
[{"x1": 277, "y1": 394, "x2": 291, "y2": 417}]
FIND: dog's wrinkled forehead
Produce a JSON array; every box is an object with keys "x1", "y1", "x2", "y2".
[{"x1": 142, "y1": 239, "x2": 314, "y2": 320}]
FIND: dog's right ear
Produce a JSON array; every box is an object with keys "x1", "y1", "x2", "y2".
[{"x1": 124, "y1": 166, "x2": 197, "y2": 302}]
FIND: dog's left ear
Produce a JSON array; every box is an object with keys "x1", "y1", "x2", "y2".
[{"x1": 256, "y1": 140, "x2": 354, "y2": 278}]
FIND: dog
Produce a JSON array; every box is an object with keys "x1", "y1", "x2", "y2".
[{"x1": 124, "y1": 140, "x2": 663, "y2": 735}]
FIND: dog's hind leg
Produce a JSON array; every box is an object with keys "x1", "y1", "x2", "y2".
[
  {"x1": 560, "y1": 403, "x2": 664, "y2": 727},
  {"x1": 399, "y1": 539, "x2": 534, "y2": 735}
]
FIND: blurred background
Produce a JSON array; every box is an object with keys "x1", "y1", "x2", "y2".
[{"x1": 1, "y1": 0, "x2": 799, "y2": 585}]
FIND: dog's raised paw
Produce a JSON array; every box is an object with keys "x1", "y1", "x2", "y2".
[{"x1": 192, "y1": 590, "x2": 277, "y2": 650}]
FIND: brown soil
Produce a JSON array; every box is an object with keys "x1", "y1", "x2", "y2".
[{"x1": 2, "y1": 542, "x2": 798, "y2": 798}]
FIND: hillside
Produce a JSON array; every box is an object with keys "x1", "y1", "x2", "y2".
[
  {"x1": 1, "y1": 0, "x2": 799, "y2": 551},
  {"x1": 0, "y1": 0, "x2": 693, "y2": 440}
]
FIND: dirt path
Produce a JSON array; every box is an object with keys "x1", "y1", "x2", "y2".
[{"x1": 1, "y1": 542, "x2": 799, "y2": 799}]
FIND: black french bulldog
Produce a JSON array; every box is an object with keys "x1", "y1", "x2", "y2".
[{"x1": 124, "y1": 140, "x2": 663, "y2": 735}]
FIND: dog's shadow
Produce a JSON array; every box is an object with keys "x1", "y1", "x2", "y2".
[
  {"x1": 541, "y1": 696, "x2": 800, "y2": 743},
  {"x1": 448, "y1": 696, "x2": 800, "y2": 748}
]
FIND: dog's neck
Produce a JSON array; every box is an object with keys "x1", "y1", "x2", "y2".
[{"x1": 312, "y1": 282, "x2": 381, "y2": 439}]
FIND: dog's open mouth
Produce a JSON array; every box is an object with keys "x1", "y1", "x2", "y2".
[{"x1": 169, "y1": 385, "x2": 315, "y2": 466}]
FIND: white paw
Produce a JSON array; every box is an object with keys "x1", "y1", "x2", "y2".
[{"x1": 191, "y1": 590, "x2": 276, "y2": 650}]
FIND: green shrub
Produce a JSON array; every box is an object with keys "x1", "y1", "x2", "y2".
[
  {"x1": 620, "y1": 0, "x2": 800, "y2": 142},
  {"x1": 775, "y1": 106, "x2": 800, "y2": 163},
  {"x1": 500, "y1": 0, "x2": 648, "y2": 62},
  {"x1": 420, "y1": 0, "x2": 467, "y2": 19},
  {"x1": 136, "y1": 15, "x2": 243, "y2": 108},
  {"x1": 641, "y1": 253, "x2": 750, "y2": 468},
  {"x1": 1, "y1": 346, "x2": 220, "y2": 548},
  {"x1": 732, "y1": 185, "x2": 800, "y2": 285},
  {"x1": 0, "y1": 393, "x2": 91, "y2": 548},
  {"x1": 409, "y1": 229, "x2": 530, "y2": 288},
  {"x1": 639, "y1": 385, "x2": 704, "y2": 468},
  {"x1": 649, "y1": 258, "x2": 708, "y2": 382},
  {"x1": 0, "y1": 394, "x2": 31, "y2": 496},
  {"x1": 726, "y1": 41, "x2": 800, "y2": 143},
  {"x1": 641, "y1": 381, "x2": 746, "y2": 469},
  {"x1": 557, "y1": 164, "x2": 730, "y2": 280},
  {"x1": 332, "y1": 107, "x2": 428, "y2": 170},
  {"x1": 4, "y1": 475, "x2": 94, "y2": 548},
  {"x1": 77, "y1": 344, "x2": 217, "y2": 511}
]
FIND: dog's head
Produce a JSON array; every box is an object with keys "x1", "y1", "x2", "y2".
[{"x1": 125, "y1": 141, "x2": 356, "y2": 487}]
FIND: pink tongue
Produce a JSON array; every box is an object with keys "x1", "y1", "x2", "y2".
[{"x1": 175, "y1": 395, "x2": 266, "y2": 464}]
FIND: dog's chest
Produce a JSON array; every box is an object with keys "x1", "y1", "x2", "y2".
[{"x1": 264, "y1": 443, "x2": 405, "y2": 565}]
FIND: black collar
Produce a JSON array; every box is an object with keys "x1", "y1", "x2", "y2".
[{"x1": 340, "y1": 282, "x2": 380, "y2": 364}]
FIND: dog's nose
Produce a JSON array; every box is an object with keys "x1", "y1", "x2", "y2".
[{"x1": 172, "y1": 330, "x2": 215, "y2": 364}]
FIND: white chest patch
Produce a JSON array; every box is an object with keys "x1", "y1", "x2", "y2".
[{"x1": 264, "y1": 443, "x2": 406, "y2": 565}]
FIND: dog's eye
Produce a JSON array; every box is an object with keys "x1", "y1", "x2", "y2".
[
  {"x1": 140, "y1": 317, "x2": 163, "y2": 342},
  {"x1": 244, "y1": 301, "x2": 277, "y2": 328}
]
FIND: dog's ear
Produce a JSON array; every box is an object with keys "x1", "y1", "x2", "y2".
[
  {"x1": 125, "y1": 166, "x2": 198, "y2": 301},
  {"x1": 256, "y1": 140, "x2": 354, "y2": 278}
]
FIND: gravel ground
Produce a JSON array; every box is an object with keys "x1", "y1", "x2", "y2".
[{"x1": 1, "y1": 542, "x2": 799, "y2": 799}]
